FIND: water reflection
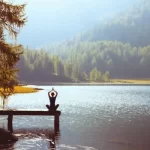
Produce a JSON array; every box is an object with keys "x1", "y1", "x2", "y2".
[
  {"x1": 0, "y1": 118, "x2": 61, "y2": 150},
  {"x1": 14, "y1": 128, "x2": 60, "y2": 150},
  {"x1": 1, "y1": 86, "x2": 150, "y2": 150},
  {"x1": 0, "y1": 98, "x2": 8, "y2": 110},
  {"x1": 0, "y1": 123, "x2": 60, "y2": 150},
  {"x1": 0, "y1": 143, "x2": 14, "y2": 150}
]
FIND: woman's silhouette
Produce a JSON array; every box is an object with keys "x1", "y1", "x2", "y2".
[{"x1": 46, "y1": 88, "x2": 59, "y2": 110}]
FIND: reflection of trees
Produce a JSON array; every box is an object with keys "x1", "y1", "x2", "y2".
[
  {"x1": 49, "y1": 128, "x2": 60, "y2": 149},
  {"x1": 14, "y1": 128, "x2": 60, "y2": 149},
  {"x1": 0, "y1": 98, "x2": 8, "y2": 110},
  {"x1": 0, "y1": 143, "x2": 14, "y2": 150}
]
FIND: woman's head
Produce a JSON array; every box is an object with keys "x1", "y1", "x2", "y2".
[{"x1": 50, "y1": 92, "x2": 55, "y2": 97}]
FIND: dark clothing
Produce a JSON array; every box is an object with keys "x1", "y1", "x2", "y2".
[
  {"x1": 46, "y1": 95, "x2": 59, "y2": 110},
  {"x1": 46, "y1": 104, "x2": 59, "y2": 110},
  {"x1": 49, "y1": 97, "x2": 56, "y2": 109}
]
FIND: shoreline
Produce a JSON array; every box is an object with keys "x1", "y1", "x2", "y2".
[
  {"x1": 25, "y1": 82, "x2": 150, "y2": 86},
  {"x1": 0, "y1": 86, "x2": 43, "y2": 95},
  {"x1": 20, "y1": 79, "x2": 150, "y2": 86}
]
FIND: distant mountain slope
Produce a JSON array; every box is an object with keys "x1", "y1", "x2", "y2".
[
  {"x1": 75, "y1": 0, "x2": 150, "y2": 47},
  {"x1": 11, "y1": 0, "x2": 137, "y2": 48}
]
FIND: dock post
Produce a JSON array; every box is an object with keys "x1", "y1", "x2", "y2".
[
  {"x1": 54, "y1": 114, "x2": 60, "y2": 132},
  {"x1": 8, "y1": 114, "x2": 13, "y2": 133}
]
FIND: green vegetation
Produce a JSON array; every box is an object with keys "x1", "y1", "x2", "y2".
[
  {"x1": 17, "y1": 46, "x2": 111, "y2": 83},
  {"x1": 18, "y1": 40, "x2": 150, "y2": 83},
  {"x1": 1, "y1": 0, "x2": 150, "y2": 86},
  {"x1": 16, "y1": 0, "x2": 150, "y2": 83},
  {"x1": 0, "y1": 0, "x2": 26, "y2": 108}
]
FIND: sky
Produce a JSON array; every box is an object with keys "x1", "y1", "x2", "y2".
[{"x1": 8, "y1": 0, "x2": 138, "y2": 48}]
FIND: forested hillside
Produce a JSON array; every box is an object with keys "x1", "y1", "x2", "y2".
[
  {"x1": 17, "y1": 0, "x2": 150, "y2": 83},
  {"x1": 73, "y1": 0, "x2": 150, "y2": 47},
  {"x1": 17, "y1": 41, "x2": 150, "y2": 83},
  {"x1": 17, "y1": 46, "x2": 111, "y2": 83}
]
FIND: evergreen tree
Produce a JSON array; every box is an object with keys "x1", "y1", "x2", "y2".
[
  {"x1": 97, "y1": 70, "x2": 102, "y2": 81},
  {"x1": 81, "y1": 71, "x2": 88, "y2": 81},
  {"x1": 0, "y1": 0, "x2": 26, "y2": 108},
  {"x1": 90, "y1": 67, "x2": 98, "y2": 81},
  {"x1": 103, "y1": 71, "x2": 110, "y2": 82}
]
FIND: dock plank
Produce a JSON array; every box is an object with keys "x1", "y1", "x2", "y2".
[{"x1": 0, "y1": 110, "x2": 61, "y2": 116}]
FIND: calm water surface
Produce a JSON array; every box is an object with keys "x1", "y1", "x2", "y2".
[{"x1": 0, "y1": 86, "x2": 150, "y2": 150}]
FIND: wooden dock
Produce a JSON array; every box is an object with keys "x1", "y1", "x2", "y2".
[{"x1": 0, "y1": 109, "x2": 61, "y2": 133}]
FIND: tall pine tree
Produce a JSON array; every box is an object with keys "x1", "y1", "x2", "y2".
[{"x1": 0, "y1": 0, "x2": 26, "y2": 108}]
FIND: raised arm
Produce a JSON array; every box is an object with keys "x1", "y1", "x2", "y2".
[
  {"x1": 49, "y1": 88, "x2": 58, "y2": 97},
  {"x1": 54, "y1": 89, "x2": 58, "y2": 97},
  {"x1": 48, "y1": 88, "x2": 54, "y2": 98},
  {"x1": 52, "y1": 88, "x2": 58, "y2": 97},
  {"x1": 48, "y1": 91, "x2": 51, "y2": 98}
]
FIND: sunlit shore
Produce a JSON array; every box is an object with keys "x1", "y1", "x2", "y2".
[
  {"x1": 0, "y1": 86, "x2": 43, "y2": 94},
  {"x1": 21, "y1": 79, "x2": 150, "y2": 86},
  {"x1": 111, "y1": 79, "x2": 150, "y2": 84}
]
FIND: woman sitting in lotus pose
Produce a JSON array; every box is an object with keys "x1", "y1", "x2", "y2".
[{"x1": 46, "y1": 88, "x2": 59, "y2": 110}]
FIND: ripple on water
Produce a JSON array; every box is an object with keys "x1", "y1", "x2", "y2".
[{"x1": 0, "y1": 86, "x2": 150, "y2": 150}]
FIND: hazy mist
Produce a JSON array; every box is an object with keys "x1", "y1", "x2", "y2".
[{"x1": 10, "y1": 0, "x2": 138, "y2": 48}]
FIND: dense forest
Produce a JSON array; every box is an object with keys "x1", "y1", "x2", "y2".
[
  {"x1": 17, "y1": 40, "x2": 150, "y2": 83},
  {"x1": 17, "y1": 0, "x2": 150, "y2": 83},
  {"x1": 17, "y1": 46, "x2": 111, "y2": 83}
]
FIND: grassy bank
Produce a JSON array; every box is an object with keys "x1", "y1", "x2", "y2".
[
  {"x1": 13, "y1": 86, "x2": 39, "y2": 93},
  {"x1": 0, "y1": 86, "x2": 41, "y2": 94},
  {"x1": 23, "y1": 79, "x2": 150, "y2": 86},
  {"x1": 111, "y1": 79, "x2": 150, "y2": 84}
]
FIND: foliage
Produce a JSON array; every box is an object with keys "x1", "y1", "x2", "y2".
[
  {"x1": 2, "y1": 0, "x2": 150, "y2": 85},
  {"x1": 16, "y1": 47, "x2": 112, "y2": 83},
  {"x1": 16, "y1": 40, "x2": 150, "y2": 83},
  {"x1": 0, "y1": 0, "x2": 26, "y2": 108}
]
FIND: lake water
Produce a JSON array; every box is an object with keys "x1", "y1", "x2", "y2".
[{"x1": 0, "y1": 86, "x2": 150, "y2": 150}]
